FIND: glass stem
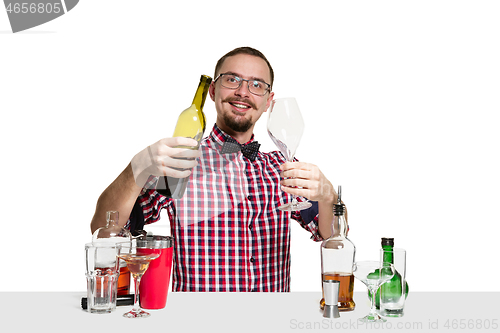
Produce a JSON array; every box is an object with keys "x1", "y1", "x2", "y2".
[
  {"x1": 369, "y1": 287, "x2": 377, "y2": 316},
  {"x1": 286, "y1": 160, "x2": 299, "y2": 207},
  {"x1": 133, "y1": 275, "x2": 141, "y2": 312}
]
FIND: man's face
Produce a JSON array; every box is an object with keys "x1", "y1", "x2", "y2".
[{"x1": 209, "y1": 54, "x2": 274, "y2": 135}]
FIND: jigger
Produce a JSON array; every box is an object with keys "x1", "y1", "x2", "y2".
[{"x1": 323, "y1": 280, "x2": 340, "y2": 318}]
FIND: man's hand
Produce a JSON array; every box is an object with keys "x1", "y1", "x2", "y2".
[
  {"x1": 280, "y1": 161, "x2": 339, "y2": 239},
  {"x1": 279, "y1": 161, "x2": 336, "y2": 204},
  {"x1": 131, "y1": 137, "x2": 201, "y2": 188}
]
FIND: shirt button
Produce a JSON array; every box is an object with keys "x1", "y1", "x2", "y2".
[
  {"x1": 249, "y1": 224, "x2": 253, "y2": 230},
  {"x1": 247, "y1": 195, "x2": 253, "y2": 201},
  {"x1": 250, "y1": 257, "x2": 255, "y2": 263}
]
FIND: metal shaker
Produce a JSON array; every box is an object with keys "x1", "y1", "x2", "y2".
[{"x1": 137, "y1": 235, "x2": 174, "y2": 309}]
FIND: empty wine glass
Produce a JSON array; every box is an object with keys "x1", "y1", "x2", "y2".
[
  {"x1": 353, "y1": 261, "x2": 395, "y2": 323},
  {"x1": 267, "y1": 97, "x2": 312, "y2": 211}
]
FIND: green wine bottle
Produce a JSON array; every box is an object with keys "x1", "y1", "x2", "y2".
[
  {"x1": 156, "y1": 75, "x2": 212, "y2": 199},
  {"x1": 368, "y1": 238, "x2": 409, "y2": 310}
]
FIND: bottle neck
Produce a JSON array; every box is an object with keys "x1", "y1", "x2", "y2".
[
  {"x1": 192, "y1": 75, "x2": 211, "y2": 110},
  {"x1": 331, "y1": 213, "x2": 348, "y2": 238},
  {"x1": 107, "y1": 221, "x2": 118, "y2": 227},
  {"x1": 382, "y1": 245, "x2": 394, "y2": 263},
  {"x1": 105, "y1": 211, "x2": 119, "y2": 228}
]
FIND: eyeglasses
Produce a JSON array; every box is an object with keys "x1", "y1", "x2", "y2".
[{"x1": 214, "y1": 73, "x2": 271, "y2": 96}]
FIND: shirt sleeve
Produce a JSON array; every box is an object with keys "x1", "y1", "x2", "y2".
[
  {"x1": 125, "y1": 176, "x2": 175, "y2": 231},
  {"x1": 291, "y1": 200, "x2": 323, "y2": 242}
]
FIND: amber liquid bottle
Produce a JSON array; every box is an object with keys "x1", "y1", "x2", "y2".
[
  {"x1": 320, "y1": 186, "x2": 356, "y2": 311},
  {"x1": 156, "y1": 75, "x2": 212, "y2": 199}
]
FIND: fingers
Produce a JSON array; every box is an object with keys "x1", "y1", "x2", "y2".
[
  {"x1": 161, "y1": 137, "x2": 199, "y2": 148},
  {"x1": 159, "y1": 155, "x2": 199, "y2": 170},
  {"x1": 280, "y1": 161, "x2": 319, "y2": 180},
  {"x1": 158, "y1": 164, "x2": 194, "y2": 178},
  {"x1": 280, "y1": 184, "x2": 313, "y2": 197},
  {"x1": 281, "y1": 177, "x2": 315, "y2": 189},
  {"x1": 156, "y1": 137, "x2": 201, "y2": 158},
  {"x1": 279, "y1": 161, "x2": 335, "y2": 202},
  {"x1": 131, "y1": 137, "x2": 203, "y2": 188},
  {"x1": 280, "y1": 168, "x2": 311, "y2": 179},
  {"x1": 146, "y1": 137, "x2": 203, "y2": 177},
  {"x1": 279, "y1": 161, "x2": 311, "y2": 171}
]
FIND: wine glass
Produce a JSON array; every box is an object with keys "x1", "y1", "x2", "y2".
[
  {"x1": 118, "y1": 252, "x2": 160, "y2": 318},
  {"x1": 267, "y1": 97, "x2": 312, "y2": 211},
  {"x1": 353, "y1": 261, "x2": 395, "y2": 323}
]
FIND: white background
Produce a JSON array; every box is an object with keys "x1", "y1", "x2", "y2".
[{"x1": 1, "y1": 0, "x2": 499, "y2": 292}]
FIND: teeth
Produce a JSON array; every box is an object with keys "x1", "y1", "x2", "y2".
[{"x1": 232, "y1": 103, "x2": 249, "y2": 109}]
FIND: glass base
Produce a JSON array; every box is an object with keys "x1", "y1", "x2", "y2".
[
  {"x1": 358, "y1": 313, "x2": 387, "y2": 323},
  {"x1": 123, "y1": 309, "x2": 151, "y2": 318},
  {"x1": 88, "y1": 308, "x2": 114, "y2": 314},
  {"x1": 380, "y1": 308, "x2": 404, "y2": 317},
  {"x1": 278, "y1": 201, "x2": 312, "y2": 212}
]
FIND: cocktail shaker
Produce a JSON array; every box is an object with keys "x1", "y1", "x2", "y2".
[{"x1": 137, "y1": 235, "x2": 174, "y2": 309}]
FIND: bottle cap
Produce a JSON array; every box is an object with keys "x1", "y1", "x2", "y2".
[
  {"x1": 322, "y1": 280, "x2": 340, "y2": 318},
  {"x1": 333, "y1": 185, "x2": 344, "y2": 216},
  {"x1": 381, "y1": 238, "x2": 394, "y2": 247}
]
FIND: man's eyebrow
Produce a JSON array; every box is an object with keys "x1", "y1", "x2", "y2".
[{"x1": 221, "y1": 71, "x2": 267, "y2": 83}]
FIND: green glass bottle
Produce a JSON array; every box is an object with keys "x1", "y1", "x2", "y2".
[
  {"x1": 369, "y1": 238, "x2": 409, "y2": 311},
  {"x1": 156, "y1": 75, "x2": 212, "y2": 199}
]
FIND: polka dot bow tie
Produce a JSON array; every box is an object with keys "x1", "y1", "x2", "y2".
[{"x1": 221, "y1": 136, "x2": 261, "y2": 161}]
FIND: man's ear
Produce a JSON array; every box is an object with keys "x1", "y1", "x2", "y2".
[
  {"x1": 209, "y1": 81, "x2": 216, "y2": 101},
  {"x1": 265, "y1": 91, "x2": 275, "y2": 111}
]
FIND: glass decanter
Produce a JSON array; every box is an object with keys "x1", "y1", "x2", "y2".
[
  {"x1": 320, "y1": 186, "x2": 356, "y2": 311},
  {"x1": 92, "y1": 210, "x2": 133, "y2": 295}
]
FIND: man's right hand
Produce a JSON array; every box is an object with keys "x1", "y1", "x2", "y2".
[{"x1": 131, "y1": 137, "x2": 201, "y2": 189}]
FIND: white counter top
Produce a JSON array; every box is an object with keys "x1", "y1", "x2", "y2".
[{"x1": 2, "y1": 291, "x2": 498, "y2": 332}]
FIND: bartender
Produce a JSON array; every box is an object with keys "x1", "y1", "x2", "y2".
[{"x1": 91, "y1": 46, "x2": 338, "y2": 292}]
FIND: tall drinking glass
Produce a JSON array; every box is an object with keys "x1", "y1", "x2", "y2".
[
  {"x1": 85, "y1": 243, "x2": 122, "y2": 313},
  {"x1": 267, "y1": 97, "x2": 312, "y2": 211},
  {"x1": 379, "y1": 248, "x2": 407, "y2": 317}
]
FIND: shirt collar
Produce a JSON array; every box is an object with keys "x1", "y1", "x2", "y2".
[{"x1": 209, "y1": 124, "x2": 256, "y2": 147}]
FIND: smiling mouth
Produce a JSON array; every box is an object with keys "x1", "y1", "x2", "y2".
[
  {"x1": 223, "y1": 97, "x2": 256, "y2": 111},
  {"x1": 229, "y1": 102, "x2": 251, "y2": 110}
]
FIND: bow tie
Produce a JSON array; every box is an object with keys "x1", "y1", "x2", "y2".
[{"x1": 221, "y1": 136, "x2": 261, "y2": 161}]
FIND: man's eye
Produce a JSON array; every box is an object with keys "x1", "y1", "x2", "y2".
[{"x1": 251, "y1": 81, "x2": 263, "y2": 89}]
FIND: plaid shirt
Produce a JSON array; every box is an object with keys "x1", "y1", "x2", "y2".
[{"x1": 130, "y1": 124, "x2": 322, "y2": 292}]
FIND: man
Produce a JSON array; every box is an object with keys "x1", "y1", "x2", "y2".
[{"x1": 91, "y1": 47, "x2": 337, "y2": 292}]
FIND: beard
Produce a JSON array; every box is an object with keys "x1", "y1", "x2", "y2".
[
  {"x1": 222, "y1": 111, "x2": 253, "y2": 133},
  {"x1": 220, "y1": 97, "x2": 257, "y2": 133}
]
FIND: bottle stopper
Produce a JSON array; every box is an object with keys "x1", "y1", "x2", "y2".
[{"x1": 323, "y1": 280, "x2": 340, "y2": 318}]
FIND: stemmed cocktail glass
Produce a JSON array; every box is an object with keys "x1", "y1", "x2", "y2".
[
  {"x1": 353, "y1": 261, "x2": 395, "y2": 323},
  {"x1": 267, "y1": 97, "x2": 312, "y2": 211},
  {"x1": 118, "y1": 252, "x2": 160, "y2": 318}
]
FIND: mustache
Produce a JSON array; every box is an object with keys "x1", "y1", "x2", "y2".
[{"x1": 222, "y1": 97, "x2": 257, "y2": 110}]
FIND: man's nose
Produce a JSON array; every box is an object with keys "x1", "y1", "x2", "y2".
[{"x1": 235, "y1": 81, "x2": 250, "y2": 97}]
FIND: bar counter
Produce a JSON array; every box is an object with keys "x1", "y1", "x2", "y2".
[{"x1": 2, "y1": 291, "x2": 498, "y2": 332}]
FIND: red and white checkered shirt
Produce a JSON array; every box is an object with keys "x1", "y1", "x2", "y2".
[{"x1": 131, "y1": 124, "x2": 322, "y2": 292}]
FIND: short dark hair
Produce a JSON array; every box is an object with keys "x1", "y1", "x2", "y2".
[{"x1": 214, "y1": 46, "x2": 274, "y2": 88}]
